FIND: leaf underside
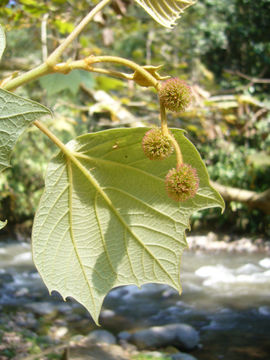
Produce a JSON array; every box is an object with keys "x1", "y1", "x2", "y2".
[
  {"x1": 0, "y1": 89, "x2": 51, "y2": 173},
  {"x1": 134, "y1": 0, "x2": 196, "y2": 28},
  {"x1": 32, "y1": 127, "x2": 224, "y2": 324}
]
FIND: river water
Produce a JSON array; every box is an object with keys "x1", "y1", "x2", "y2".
[{"x1": 1, "y1": 239, "x2": 270, "y2": 359}]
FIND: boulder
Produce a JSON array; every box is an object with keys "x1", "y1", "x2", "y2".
[
  {"x1": 171, "y1": 353, "x2": 198, "y2": 360},
  {"x1": 25, "y1": 301, "x2": 57, "y2": 316},
  {"x1": 84, "y1": 330, "x2": 116, "y2": 345},
  {"x1": 129, "y1": 323, "x2": 199, "y2": 350},
  {"x1": 69, "y1": 343, "x2": 130, "y2": 360}
]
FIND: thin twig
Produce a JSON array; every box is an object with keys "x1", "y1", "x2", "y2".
[
  {"x1": 46, "y1": 0, "x2": 112, "y2": 66},
  {"x1": 225, "y1": 69, "x2": 270, "y2": 84},
  {"x1": 23, "y1": 344, "x2": 69, "y2": 360},
  {"x1": 41, "y1": 13, "x2": 49, "y2": 61}
]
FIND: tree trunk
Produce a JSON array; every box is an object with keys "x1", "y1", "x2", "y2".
[{"x1": 211, "y1": 182, "x2": 270, "y2": 214}]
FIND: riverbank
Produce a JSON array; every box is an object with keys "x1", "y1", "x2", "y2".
[
  {"x1": 1, "y1": 236, "x2": 270, "y2": 360},
  {"x1": 187, "y1": 232, "x2": 270, "y2": 253},
  {"x1": 2, "y1": 230, "x2": 270, "y2": 254}
]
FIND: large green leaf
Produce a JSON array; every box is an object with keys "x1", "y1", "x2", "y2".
[
  {"x1": 0, "y1": 89, "x2": 51, "y2": 173},
  {"x1": 0, "y1": 25, "x2": 6, "y2": 61},
  {"x1": 32, "y1": 127, "x2": 224, "y2": 324},
  {"x1": 134, "y1": 0, "x2": 196, "y2": 28}
]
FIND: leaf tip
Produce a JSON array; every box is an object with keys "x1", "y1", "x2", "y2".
[{"x1": 0, "y1": 219, "x2": 7, "y2": 230}]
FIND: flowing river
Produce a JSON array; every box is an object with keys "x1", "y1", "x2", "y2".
[{"x1": 1, "y1": 237, "x2": 270, "y2": 360}]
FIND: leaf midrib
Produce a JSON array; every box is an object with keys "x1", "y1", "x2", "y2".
[{"x1": 67, "y1": 159, "x2": 97, "y2": 318}]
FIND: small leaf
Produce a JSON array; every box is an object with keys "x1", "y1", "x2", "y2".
[
  {"x1": 0, "y1": 89, "x2": 51, "y2": 173},
  {"x1": 32, "y1": 128, "x2": 224, "y2": 324},
  {"x1": 40, "y1": 70, "x2": 94, "y2": 97},
  {"x1": 134, "y1": 0, "x2": 196, "y2": 28},
  {"x1": 0, "y1": 25, "x2": 6, "y2": 61},
  {"x1": 0, "y1": 219, "x2": 7, "y2": 230},
  {"x1": 133, "y1": 65, "x2": 170, "y2": 87},
  {"x1": 96, "y1": 75, "x2": 125, "y2": 91},
  {"x1": 39, "y1": 71, "x2": 82, "y2": 96}
]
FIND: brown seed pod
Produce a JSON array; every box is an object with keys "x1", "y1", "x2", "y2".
[
  {"x1": 159, "y1": 78, "x2": 192, "y2": 113},
  {"x1": 165, "y1": 164, "x2": 199, "y2": 201},
  {"x1": 142, "y1": 128, "x2": 174, "y2": 160}
]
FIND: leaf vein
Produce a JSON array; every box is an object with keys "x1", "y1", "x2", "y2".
[
  {"x1": 123, "y1": 228, "x2": 140, "y2": 284},
  {"x1": 104, "y1": 186, "x2": 188, "y2": 227},
  {"x1": 94, "y1": 192, "x2": 118, "y2": 277}
]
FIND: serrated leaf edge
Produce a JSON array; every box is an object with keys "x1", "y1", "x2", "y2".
[{"x1": 0, "y1": 88, "x2": 52, "y2": 172}]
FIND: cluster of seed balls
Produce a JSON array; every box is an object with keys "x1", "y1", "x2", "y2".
[{"x1": 142, "y1": 78, "x2": 199, "y2": 202}]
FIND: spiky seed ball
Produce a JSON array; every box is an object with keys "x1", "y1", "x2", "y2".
[
  {"x1": 165, "y1": 164, "x2": 199, "y2": 201},
  {"x1": 142, "y1": 128, "x2": 174, "y2": 160},
  {"x1": 159, "y1": 78, "x2": 192, "y2": 113}
]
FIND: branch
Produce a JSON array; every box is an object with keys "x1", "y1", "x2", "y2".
[
  {"x1": 23, "y1": 344, "x2": 68, "y2": 360},
  {"x1": 211, "y1": 181, "x2": 270, "y2": 214},
  {"x1": 54, "y1": 58, "x2": 133, "y2": 81},
  {"x1": 226, "y1": 69, "x2": 270, "y2": 84},
  {"x1": 53, "y1": 55, "x2": 159, "y2": 88}
]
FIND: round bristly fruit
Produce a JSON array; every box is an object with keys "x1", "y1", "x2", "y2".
[
  {"x1": 142, "y1": 128, "x2": 174, "y2": 160},
  {"x1": 165, "y1": 164, "x2": 199, "y2": 201},
  {"x1": 159, "y1": 78, "x2": 192, "y2": 113}
]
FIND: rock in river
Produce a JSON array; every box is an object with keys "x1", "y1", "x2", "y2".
[
  {"x1": 84, "y1": 329, "x2": 116, "y2": 345},
  {"x1": 129, "y1": 323, "x2": 199, "y2": 350},
  {"x1": 171, "y1": 352, "x2": 199, "y2": 360}
]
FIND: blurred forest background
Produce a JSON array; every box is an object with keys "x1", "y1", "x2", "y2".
[{"x1": 0, "y1": 0, "x2": 270, "y2": 237}]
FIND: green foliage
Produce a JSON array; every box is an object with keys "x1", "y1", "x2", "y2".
[
  {"x1": 39, "y1": 70, "x2": 94, "y2": 97},
  {"x1": 0, "y1": 128, "x2": 50, "y2": 224},
  {"x1": 0, "y1": 109, "x2": 89, "y2": 225},
  {"x1": 132, "y1": 355, "x2": 170, "y2": 360},
  {"x1": 196, "y1": 0, "x2": 270, "y2": 84},
  {"x1": 0, "y1": 89, "x2": 51, "y2": 173},
  {"x1": 32, "y1": 128, "x2": 223, "y2": 324},
  {"x1": 196, "y1": 137, "x2": 270, "y2": 235},
  {"x1": 96, "y1": 75, "x2": 125, "y2": 92}
]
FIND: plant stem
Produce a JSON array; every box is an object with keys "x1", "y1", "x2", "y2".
[
  {"x1": 2, "y1": 63, "x2": 52, "y2": 91},
  {"x1": 34, "y1": 120, "x2": 72, "y2": 157},
  {"x1": 54, "y1": 59, "x2": 133, "y2": 81},
  {"x1": 46, "y1": 0, "x2": 112, "y2": 67},
  {"x1": 160, "y1": 103, "x2": 183, "y2": 168},
  {"x1": 170, "y1": 134, "x2": 183, "y2": 170},
  {"x1": 160, "y1": 102, "x2": 169, "y2": 136},
  {"x1": 88, "y1": 56, "x2": 159, "y2": 88}
]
